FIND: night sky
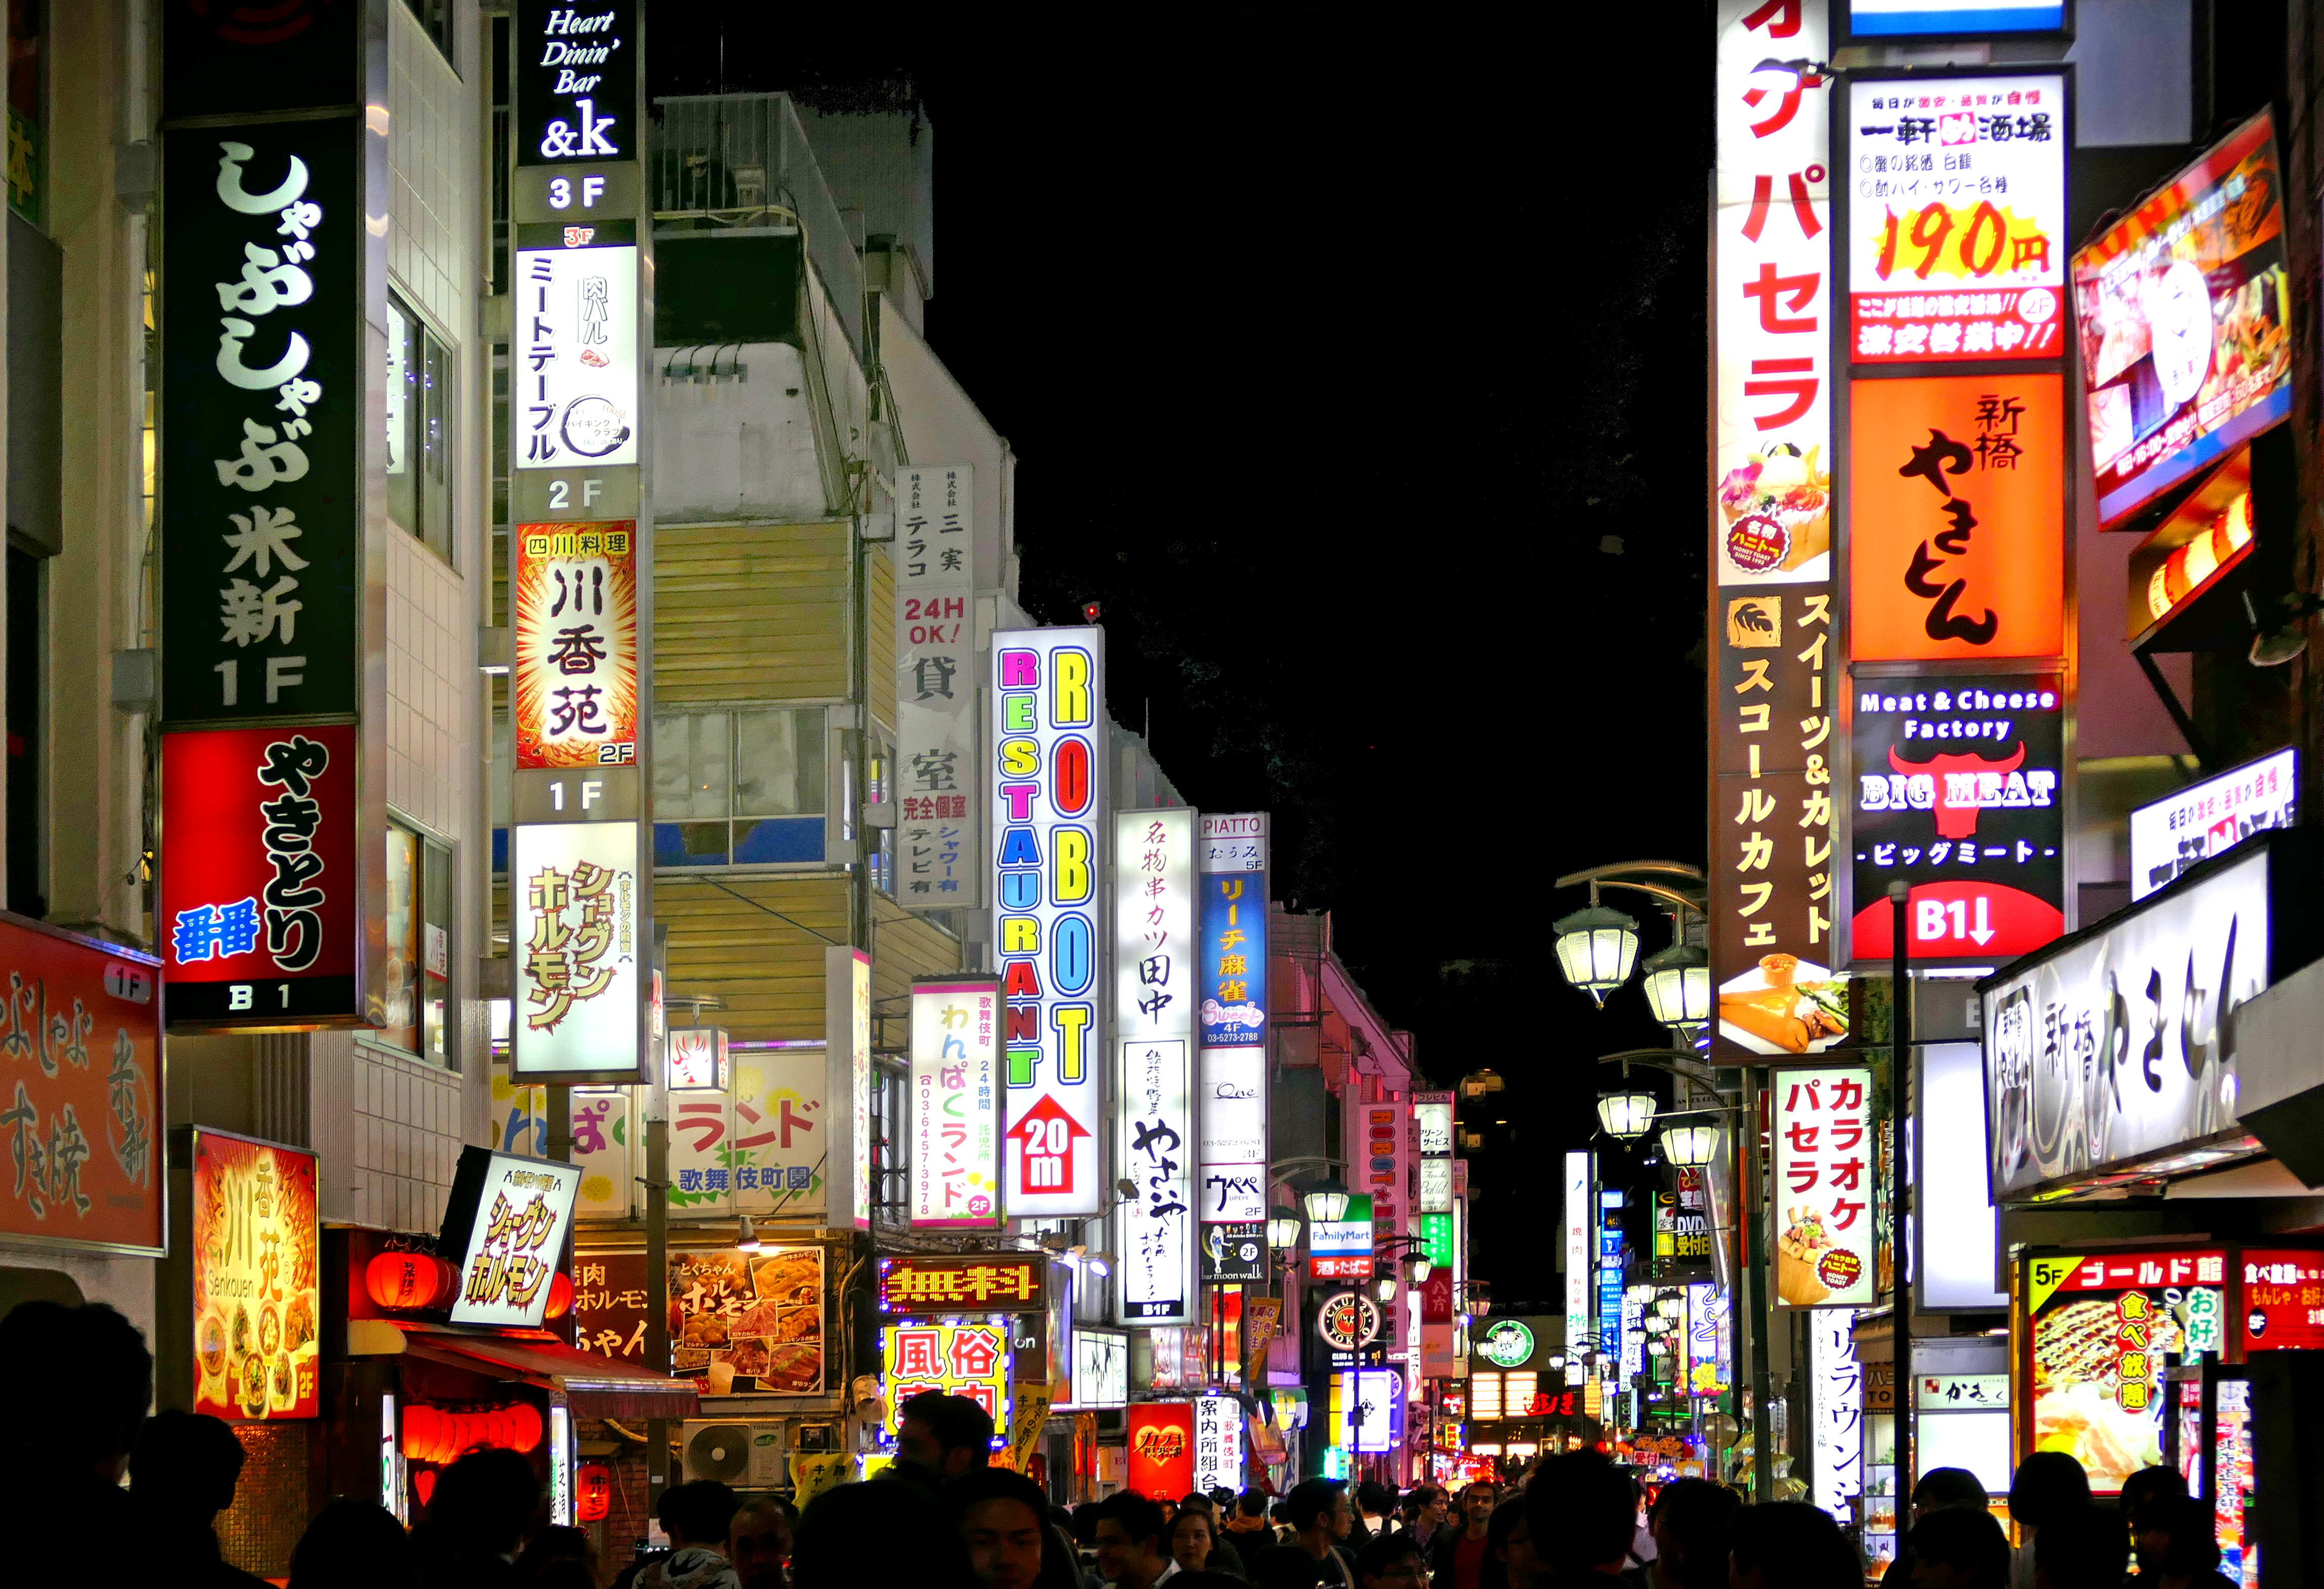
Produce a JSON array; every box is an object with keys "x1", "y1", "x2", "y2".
[{"x1": 653, "y1": 4, "x2": 1717, "y2": 1294}]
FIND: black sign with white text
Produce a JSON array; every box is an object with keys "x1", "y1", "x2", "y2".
[{"x1": 515, "y1": 1, "x2": 639, "y2": 168}]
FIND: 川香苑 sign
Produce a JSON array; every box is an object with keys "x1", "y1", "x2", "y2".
[
  {"x1": 191, "y1": 1129, "x2": 319, "y2": 1422},
  {"x1": 514, "y1": 521, "x2": 639, "y2": 768},
  {"x1": 161, "y1": 124, "x2": 360, "y2": 723},
  {"x1": 895, "y1": 466, "x2": 979, "y2": 907}
]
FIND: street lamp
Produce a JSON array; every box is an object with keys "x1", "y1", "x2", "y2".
[
  {"x1": 1554, "y1": 904, "x2": 1639, "y2": 1006},
  {"x1": 1410, "y1": 1255, "x2": 1433, "y2": 1285},
  {"x1": 1661, "y1": 1121, "x2": 1719, "y2": 1168},
  {"x1": 1377, "y1": 1274, "x2": 1398, "y2": 1304},
  {"x1": 1302, "y1": 1176, "x2": 1351, "y2": 1224},
  {"x1": 1595, "y1": 1088, "x2": 1658, "y2": 1141},
  {"x1": 1267, "y1": 1203, "x2": 1303, "y2": 1251},
  {"x1": 1640, "y1": 943, "x2": 1713, "y2": 1039}
]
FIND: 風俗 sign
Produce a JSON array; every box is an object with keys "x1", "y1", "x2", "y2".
[
  {"x1": 910, "y1": 978, "x2": 1002, "y2": 1228},
  {"x1": 191, "y1": 1129, "x2": 319, "y2": 1422},
  {"x1": 885, "y1": 1322, "x2": 1009, "y2": 1437},
  {"x1": 2129, "y1": 749, "x2": 2297, "y2": 901},
  {"x1": 513, "y1": 521, "x2": 639, "y2": 769},
  {"x1": 1850, "y1": 675, "x2": 2065, "y2": 963},
  {"x1": 993, "y1": 628, "x2": 1105, "y2": 1217},
  {"x1": 440, "y1": 1146, "x2": 583, "y2": 1330},
  {"x1": 1769, "y1": 1066, "x2": 1877, "y2": 1307},
  {"x1": 162, "y1": 724, "x2": 359, "y2": 1026}
]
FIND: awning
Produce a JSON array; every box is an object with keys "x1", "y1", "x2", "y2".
[{"x1": 351, "y1": 1319, "x2": 699, "y2": 1420}]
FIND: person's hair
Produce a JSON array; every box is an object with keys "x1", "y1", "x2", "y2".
[
  {"x1": 1101, "y1": 1490, "x2": 1168, "y2": 1554},
  {"x1": 2119, "y1": 1465, "x2": 2187, "y2": 1529},
  {"x1": 733, "y1": 1497, "x2": 792, "y2": 1537},
  {"x1": 130, "y1": 1409, "x2": 248, "y2": 1516},
  {"x1": 1356, "y1": 1530, "x2": 1426, "y2": 1577},
  {"x1": 1404, "y1": 1484, "x2": 1441, "y2": 1517},
  {"x1": 1649, "y1": 1478, "x2": 1742, "y2": 1589},
  {"x1": 2143, "y1": 1495, "x2": 2222, "y2": 1577},
  {"x1": 1488, "y1": 1498, "x2": 1528, "y2": 1553},
  {"x1": 1172, "y1": 1507, "x2": 1218, "y2": 1556},
  {"x1": 1913, "y1": 1468, "x2": 1991, "y2": 1513},
  {"x1": 1180, "y1": 1491, "x2": 1217, "y2": 1513},
  {"x1": 1049, "y1": 1504, "x2": 1074, "y2": 1530},
  {"x1": 1210, "y1": 1487, "x2": 1235, "y2": 1509},
  {"x1": 1523, "y1": 1451, "x2": 1633, "y2": 1571},
  {"x1": 1462, "y1": 1479, "x2": 1501, "y2": 1505},
  {"x1": 1357, "y1": 1481, "x2": 1399, "y2": 1515},
  {"x1": 900, "y1": 1389, "x2": 996, "y2": 1459},
  {"x1": 2008, "y1": 1451, "x2": 2091, "y2": 1530},
  {"x1": 1730, "y1": 1502, "x2": 1861, "y2": 1589},
  {"x1": 790, "y1": 1480, "x2": 968, "y2": 1588},
  {"x1": 1238, "y1": 1487, "x2": 1272, "y2": 1519},
  {"x1": 948, "y1": 1464, "x2": 1078, "y2": 1589},
  {"x1": 1072, "y1": 1503, "x2": 1105, "y2": 1545},
  {"x1": 1284, "y1": 1478, "x2": 1347, "y2": 1533},
  {"x1": 0, "y1": 1300, "x2": 152, "y2": 1474},
  {"x1": 288, "y1": 1499, "x2": 419, "y2": 1589},
  {"x1": 658, "y1": 1478, "x2": 741, "y2": 1545},
  {"x1": 2033, "y1": 1499, "x2": 2130, "y2": 1589},
  {"x1": 413, "y1": 1447, "x2": 541, "y2": 1564},
  {"x1": 1909, "y1": 1507, "x2": 2011, "y2": 1589}
]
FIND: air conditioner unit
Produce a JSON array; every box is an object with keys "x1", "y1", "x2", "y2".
[{"x1": 681, "y1": 1420, "x2": 787, "y2": 1488}]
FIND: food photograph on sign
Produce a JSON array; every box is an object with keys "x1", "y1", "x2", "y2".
[
  {"x1": 2074, "y1": 110, "x2": 2290, "y2": 527},
  {"x1": 1850, "y1": 676, "x2": 2065, "y2": 963},
  {"x1": 2022, "y1": 1251, "x2": 2225, "y2": 1491},
  {"x1": 192, "y1": 1131, "x2": 320, "y2": 1423},
  {"x1": 662, "y1": 1247, "x2": 826, "y2": 1395},
  {"x1": 1846, "y1": 75, "x2": 2067, "y2": 363}
]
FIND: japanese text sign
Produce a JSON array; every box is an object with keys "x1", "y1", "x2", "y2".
[
  {"x1": 993, "y1": 627, "x2": 1105, "y2": 1217},
  {"x1": 191, "y1": 1129, "x2": 319, "y2": 1421},
  {"x1": 1199, "y1": 1046, "x2": 1266, "y2": 1224},
  {"x1": 510, "y1": 821, "x2": 642, "y2": 1079},
  {"x1": 1415, "y1": 1092, "x2": 1453, "y2": 1156},
  {"x1": 877, "y1": 1256, "x2": 1046, "y2": 1315},
  {"x1": 888, "y1": 1322, "x2": 1010, "y2": 1438},
  {"x1": 1199, "y1": 813, "x2": 1267, "y2": 1224},
  {"x1": 1770, "y1": 1066, "x2": 1877, "y2": 1307},
  {"x1": 2075, "y1": 112, "x2": 2290, "y2": 528},
  {"x1": 1195, "y1": 1394, "x2": 1243, "y2": 1491},
  {"x1": 1714, "y1": 0, "x2": 1833, "y2": 586},
  {"x1": 1565, "y1": 1153, "x2": 1590, "y2": 1381},
  {"x1": 1202, "y1": 1220, "x2": 1267, "y2": 1283},
  {"x1": 1984, "y1": 847, "x2": 2270, "y2": 1199},
  {"x1": 662, "y1": 1047, "x2": 828, "y2": 1219},
  {"x1": 515, "y1": 0, "x2": 638, "y2": 167},
  {"x1": 895, "y1": 466, "x2": 979, "y2": 908},
  {"x1": 2240, "y1": 1249, "x2": 2324, "y2": 1353},
  {"x1": 1850, "y1": 675, "x2": 2065, "y2": 963},
  {"x1": 2129, "y1": 748, "x2": 2297, "y2": 901},
  {"x1": 162, "y1": 724, "x2": 359, "y2": 1027},
  {"x1": 514, "y1": 236, "x2": 638, "y2": 471},
  {"x1": 1118, "y1": 809, "x2": 1195, "y2": 1050},
  {"x1": 1117, "y1": 1042, "x2": 1196, "y2": 1322},
  {"x1": 1845, "y1": 74, "x2": 2067, "y2": 364},
  {"x1": 911, "y1": 978, "x2": 1002, "y2": 1228},
  {"x1": 1127, "y1": 1401, "x2": 1195, "y2": 1497},
  {"x1": 2021, "y1": 1250, "x2": 2226, "y2": 1491},
  {"x1": 514, "y1": 521, "x2": 639, "y2": 769},
  {"x1": 1808, "y1": 1312, "x2": 1862, "y2": 1523},
  {"x1": 441, "y1": 1146, "x2": 582, "y2": 1329},
  {"x1": 574, "y1": 1248, "x2": 825, "y2": 1394},
  {"x1": 0, "y1": 917, "x2": 160, "y2": 1251},
  {"x1": 829, "y1": 946, "x2": 871, "y2": 1231},
  {"x1": 1849, "y1": 373, "x2": 2065, "y2": 661},
  {"x1": 160, "y1": 123, "x2": 358, "y2": 723}
]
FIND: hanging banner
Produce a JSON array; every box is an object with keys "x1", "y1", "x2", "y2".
[
  {"x1": 1850, "y1": 674, "x2": 2067, "y2": 962},
  {"x1": 993, "y1": 627, "x2": 1105, "y2": 1217},
  {"x1": 513, "y1": 521, "x2": 639, "y2": 769},
  {"x1": 1844, "y1": 73, "x2": 2068, "y2": 364},
  {"x1": 160, "y1": 122, "x2": 360, "y2": 724},
  {"x1": 1770, "y1": 1066, "x2": 1878, "y2": 1307},
  {"x1": 895, "y1": 466, "x2": 979, "y2": 908},
  {"x1": 190, "y1": 1129, "x2": 320, "y2": 1423},
  {"x1": 1848, "y1": 372, "x2": 2066, "y2": 662},
  {"x1": 162, "y1": 724, "x2": 360, "y2": 1027},
  {"x1": 909, "y1": 977, "x2": 1003, "y2": 1228}
]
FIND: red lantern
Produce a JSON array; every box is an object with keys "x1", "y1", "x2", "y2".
[
  {"x1": 575, "y1": 1462, "x2": 612, "y2": 1522},
  {"x1": 544, "y1": 1271, "x2": 574, "y2": 1319},
  {"x1": 367, "y1": 1251, "x2": 450, "y2": 1311},
  {"x1": 507, "y1": 1402, "x2": 543, "y2": 1453}
]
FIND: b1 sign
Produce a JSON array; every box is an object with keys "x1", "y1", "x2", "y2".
[{"x1": 2128, "y1": 749, "x2": 2297, "y2": 901}]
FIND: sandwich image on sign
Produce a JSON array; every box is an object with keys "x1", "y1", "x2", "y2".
[{"x1": 1718, "y1": 954, "x2": 1850, "y2": 1055}]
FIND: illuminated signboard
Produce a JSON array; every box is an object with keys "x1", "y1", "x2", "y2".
[
  {"x1": 573, "y1": 1247, "x2": 825, "y2": 1393},
  {"x1": 877, "y1": 1256, "x2": 1046, "y2": 1315},
  {"x1": 1850, "y1": 674, "x2": 2065, "y2": 963},
  {"x1": 2125, "y1": 460, "x2": 2258, "y2": 647},
  {"x1": 1809, "y1": 1313, "x2": 1863, "y2": 1522},
  {"x1": 1198, "y1": 812, "x2": 1267, "y2": 1223},
  {"x1": 509, "y1": 820, "x2": 643, "y2": 1079},
  {"x1": 993, "y1": 627, "x2": 1105, "y2": 1217},
  {"x1": 884, "y1": 1322, "x2": 1009, "y2": 1439},
  {"x1": 1309, "y1": 1192, "x2": 1374, "y2": 1282},
  {"x1": 1068, "y1": 1327, "x2": 1128, "y2": 1409},
  {"x1": 1414, "y1": 1092, "x2": 1453, "y2": 1157},
  {"x1": 894, "y1": 465, "x2": 979, "y2": 907},
  {"x1": 661, "y1": 1047, "x2": 828, "y2": 1218},
  {"x1": 513, "y1": 520, "x2": 639, "y2": 769},
  {"x1": 0, "y1": 917, "x2": 161, "y2": 1251},
  {"x1": 2129, "y1": 748, "x2": 2297, "y2": 901},
  {"x1": 1564, "y1": 1152, "x2": 1590, "y2": 1383},
  {"x1": 1844, "y1": 73, "x2": 2067, "y2": 363},
  {"x1": 160, "y1": 123, "x2": 359, "y2": 724},
  {"x1": 665, "y1": 1027, "x2": 727, "y2": 1091},
  {"x1": 1770, "y1": 1066, "x2": 1877, "y2": 1307},
  {"x1": 1117, "y1": 808, "x2": 1196, "y2": 1325},
  {"x1": 441, "y1": 1146, "x2": 583, "y2": 1329},
  {"x1": 2075, "y1": 111, "x2": 2290, "y2": 528},
  {"x1": 1420, "y1": 1158, "x2": 1453, "y2": 1214},
  {"x1": 1844, "y1": 1, "x2": 2065, "y2": 38},
  {"x1": 161, "y1": 724, "x2": 360, "y2": 1026},
  {"x1": 515, "y1": 0, "x2": 639, "y2": 168},
  {"x1": 830, "y1": 946, "x2": 872, "y2": 1232},
  {"x1": 514, "y1": 236, "x2": 639, "y2": 472},
  {"x1": 2020, "y1": 1250, "x2": 2226, "y2": 1492},
  {"x1": 1350, "y1": 1369, "x2": 1399, "y2": 1455},
  {"x1": 1848, "y1": 372, "x2": 2065, "y2": 662},
  {"x1": 1128, "y1": 1402, "x2": 1194, "y2": 1497},
  {"x1": 1195, "y1": 1394, "x2": 1244, "y2": 1490},
  {"x1": 910, "y1": 977, "x2": 1002, "y2": 1228},
  {"x1": 2241, "y1": 1249, "x2": 2324, "y2": 1353},
  {"x1": 191, "y1": 1129, "x2": 319, "y2": 1421}
]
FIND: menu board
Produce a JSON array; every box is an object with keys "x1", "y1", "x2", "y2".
[
  {"x1": 2021, "y1": 1250, "x2": 2224, "y2": 1491},
  {"x1": 191, "y1": 1130, "x2": 319, "y2": 1422},
  {"x1": 571, "y1": 1246, "x2": 825, "y2": 1395},
  {"x1": 2240, "y1": 1248, "x2": 2324, "y2": 1352}
]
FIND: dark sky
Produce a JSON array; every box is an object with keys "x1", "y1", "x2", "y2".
[{"x1": 653, "y1": 4, "x2": 1716, "y2": 1291}]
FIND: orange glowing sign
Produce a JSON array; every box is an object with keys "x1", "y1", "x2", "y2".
[
  {"x1": 1849, "y1": 373, "x2": 2064, "y2": 661},
  {"x1": 191, "y1": 1129, "x2": 320, "y2": 1422}
]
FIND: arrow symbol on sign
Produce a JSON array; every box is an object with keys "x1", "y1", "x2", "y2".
[{"x1": 1968, "y1": 894, "x2": 1995, "y2": 947}]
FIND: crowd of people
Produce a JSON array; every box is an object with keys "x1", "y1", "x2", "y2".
[{"x1": 0, "y1": 1301, "x2": 2251, "y2": 1589}]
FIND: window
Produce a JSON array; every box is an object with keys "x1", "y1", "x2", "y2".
[
  {"x1": 386, "y1": 294, "x2": 453, "y2": 564},
  {"x1": 401, "y1": 0, "x2": 452, "y2": 64},
  {"x1": 380, "y1": 821, "x2": 453, "y2": 1065},
  {"x1": 865, "y1": 733, "x2": 894, "y2": 897},
  {"x1": 651, "y1": 707, "x2": 827, "y2": 867}
]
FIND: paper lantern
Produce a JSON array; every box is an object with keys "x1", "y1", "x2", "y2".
[
  {"x1": 543, "y1": 1271, "x2": 573, "y2": 1319},
  {"x1": 508, "y1": 1402, "x2": 543, "y2": 1453},
  {"x1": 367, "y1": 1251, "x2": 452, "y2": 1311},
  {"x1": 576, "y1": 1463, "x2": 612, "y2": 1522}
]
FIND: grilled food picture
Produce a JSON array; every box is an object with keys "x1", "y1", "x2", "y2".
[
  {"x1": 761, "y1": 1339, "x2": 821, "y2": 1391},
  {"x1": 726, "y1": 1337, "x2": 772, "y2": 1378},
  {"x1": 749, "y1": 1251, "x2": 819, "y2": 1303}
]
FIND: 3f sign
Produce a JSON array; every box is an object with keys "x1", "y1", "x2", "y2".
[{"x1": 545, "y1": 176, "x2": 608, "y2": 210}]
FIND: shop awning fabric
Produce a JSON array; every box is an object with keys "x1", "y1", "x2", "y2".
[{"x1": 354, "y1": 1320, "x2": 699, "y2": 1421}]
